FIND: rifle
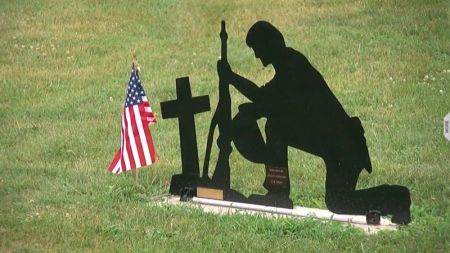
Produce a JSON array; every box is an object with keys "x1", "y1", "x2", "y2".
[{"x1": 201, "y1": 20, "x2": 231, "y2": 189}]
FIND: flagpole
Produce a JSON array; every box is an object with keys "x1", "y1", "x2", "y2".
[
  {"x1": 134, "y1": 168, "x2": 140, "y2": 186},
  {"x1": 132, "y1": 51, "x2": 138, "y2": 72},
  {"x1": 108, "y1": 51, "x2": 157, "y2": 177}
]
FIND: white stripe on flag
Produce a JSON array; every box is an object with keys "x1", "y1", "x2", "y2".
[
  {"x1": 121, "y1": 112, "x2": 131, "y2": 171},
  {"x1": 144, "y1": 105, "x2": 156, "y2": 123},
  {"x1": 125, "y1": 107, "x2": 141, "y2": 168},
  {"x1": 112, "y1": 159, "x2": 120, "y2": 174},
  {"x1": 133, "y1": 105, "x2": 152, "y2": 165},
  {"x1": 142, "y1": 96, "x2": 148, "y2": 102}
]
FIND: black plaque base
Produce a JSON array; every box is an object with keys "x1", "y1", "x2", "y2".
[
  {"x1": 248, "y1": 193, "x2": 294, "y2": 209},
  {"x1": 366, "y1": 210, "x2": 381, "y2": 225},
  {"x1": 169, "y1": 174, "x2": 198, "y2": 196},
  {"x1": 223, "y1": 188, "x2": 247, "y2": 203}
]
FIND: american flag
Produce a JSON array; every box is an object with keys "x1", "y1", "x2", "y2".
[{"x1": 108, "y1": 66, "x2": 157, "y2": 174}]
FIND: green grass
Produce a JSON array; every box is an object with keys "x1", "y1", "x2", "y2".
[{"x1": 1, "y1": 0, "x2": 449, "y2": 252}]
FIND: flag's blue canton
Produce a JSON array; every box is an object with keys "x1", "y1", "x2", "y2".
[{"x1": 125, "y1": 70, "x2": 147, "y2": 107}]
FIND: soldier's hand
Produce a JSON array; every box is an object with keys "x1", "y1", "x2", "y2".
[
  {"x1": 238, "y1": 103, "x2": 264, "y2": 119},
  {"x1": 217, "y1": 59, "x2": 233, "y2": 84}
]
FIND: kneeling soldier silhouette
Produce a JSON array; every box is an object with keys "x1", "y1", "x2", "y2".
[{"x1": 217, "y1": 21, "x2": 411, "y2": 224}]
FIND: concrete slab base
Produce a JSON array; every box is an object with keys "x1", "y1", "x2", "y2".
[{"x1": 157, "y1": 195, "x2": 397, "y2": 234}]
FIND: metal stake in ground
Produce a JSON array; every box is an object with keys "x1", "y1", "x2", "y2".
[{"x1": 160, "y1": 77, "x2": 210, "y2": 195}]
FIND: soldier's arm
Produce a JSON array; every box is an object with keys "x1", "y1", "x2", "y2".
[
  {"x1": 217, "y1": 59, "x2": 262, "y2": 103},
  {"x1": 229, "y1": 73, "x2": 263, "y2": 103}
]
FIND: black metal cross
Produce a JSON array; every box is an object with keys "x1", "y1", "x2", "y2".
[{"x1": 160, "y1": 77, "x2": 210, "y2": 179}]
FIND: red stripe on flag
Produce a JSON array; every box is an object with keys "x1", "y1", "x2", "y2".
[
  {"x1": 143, "y1": 101, "x2": 157, "y2": 124},
  {"x1": 120, "y1": 111, "x2": 127, "y2": 173},
  {"x1": 147, "y1": 126, "x2": 157, "y2": 163},
  {"x1": 124, "y1": 108, "x2": 136, "y2": 170},
  {"x1": 141, "y1": 102, "x2": 157, "y2": 163},
  {"x1": 108, "y1": 149, "x2": 120, "y2": 172},
  {"x1": 129, "y1": 106, "x2": 147, "y2": 167}
]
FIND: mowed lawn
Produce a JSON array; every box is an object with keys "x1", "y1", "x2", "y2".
[{"x1": 1, "y1": 0, "x2": 449, "y2": 252}]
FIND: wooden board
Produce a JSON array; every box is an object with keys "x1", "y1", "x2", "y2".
[{"x1": 197, "y1": 187, "x2": 224, "y2": 200}]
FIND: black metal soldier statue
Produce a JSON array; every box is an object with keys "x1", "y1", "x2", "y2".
[{"x1": 217, "y1": 21, "x2": 411, "y2": 224}]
